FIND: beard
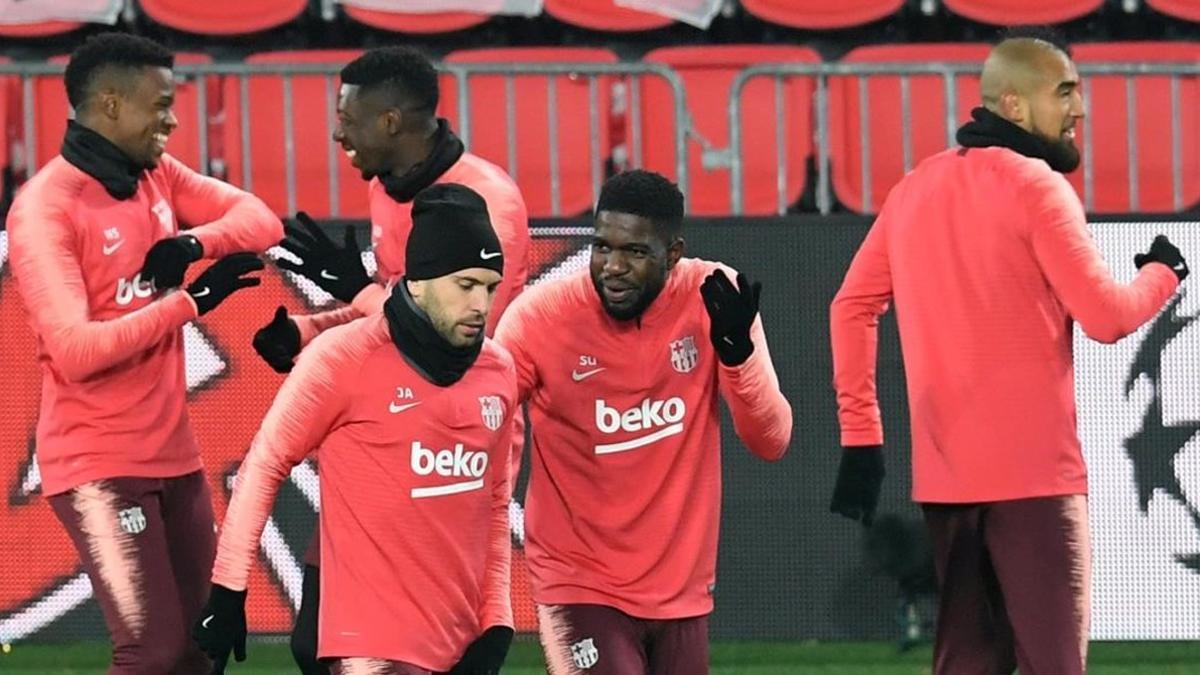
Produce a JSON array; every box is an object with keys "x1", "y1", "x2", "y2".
[
  {"x1": 1040, "y1": 133, "x2": 1081, "y2": 174},
  {"x1": 591, "y1": 273, "x2": 667, "y2": 321}
]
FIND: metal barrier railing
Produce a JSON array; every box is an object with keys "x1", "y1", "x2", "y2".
[
  {"x1": 3, "y1": 60, "x2": 1197, "y2": 217},
  {"x1": 0, "y1": 61, "x2": 687, "y2": 219},
  {"x1": 729, "y1": 62, "x2": 1200, "y2": 215}
]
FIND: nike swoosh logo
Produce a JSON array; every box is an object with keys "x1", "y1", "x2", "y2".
[
  {"x1": 320, "y1": 270, "x2": 340, "y2": 281},
  {"x1": 389, "y1": 401, "x2": 422, "y2": 414},
  {"x1": 201, "y1": 615, "x2": 214, "y2": 628},
  {"x1": 1174, "y1": 263, "x2": 1187, "y2": 271},
  {"x1": 102, "y1": 241, "x2": 124, "y2": 255},
  {"x1": 571, "y1": 367, "x2": 605, "y2": 382},
  {"x1": 191, "y1": 287, "x2": 211, "y2": 298},
  {"x1": 480, "y1": 249, "x2": 502, "y2": 260}
]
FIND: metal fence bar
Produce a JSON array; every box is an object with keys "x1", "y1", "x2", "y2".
[
  {"x1": 1082, "y1": 80, "x2": 1094, "y2": 212},
  {"x1": 506, "y1": 75, "x2": 518, "y2": 184},
  {"x1": 1171, "y1": 76, "x2": 1183, "y2": 212},
  {"x1": 943, "y1": 73, "x2": 957, "y2": 150},
  {"x1": 900, "y1": 75, "x2": 913, "y2": 175},
  {"x1": 1126, "y1": 76, "x2": 1139, "y2": 212},
  {"x1": 325, "y1": 75, "x2": 339, "y2": 218},
  {"x1": 630, "y1": 75, "x2": 643, "y2": 169},
  {"x1": 858, "y1": 76, "x2": 871, "y2": 212},
  {"x1": 283, "y1": 75, "x2": 297, "y2": 217},
  {"x1": 196, "y1": 74, "x2": 209, "y2": 175},
  {"x1": 23, "y1": 76, "x2": 36, "y2": 180},
  {"x1": 589, "y1": 76, "x2": 602, "y2": 210},
  {"x1": 456, "y1": 71, "x2": 471, "y2": 151},
  {"x1": 730, "y1": 77, "x2": 745, "y2": 215},
  {"x1": 814, "y1": 75, "x2": 832, "y2": 215},
  {"x1": 775, "y1": 75, "x2": 787, "y2": 215},
  {"x1": 548, "y1": 76, "x2": 561, "y2": 217},
  {"x1": 239, "y1": 75, "x2": 253, "y2": 193}
]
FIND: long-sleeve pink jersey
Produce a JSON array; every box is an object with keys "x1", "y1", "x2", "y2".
[
  {"x1": 831, "y1": 146, "x2": 1179, "y2": 504},
  {"x1": 293, "y1": 153, "x2": 530, "y2": 344},
  {"x1": 493, "y1": 258, "x2": 793, "y2": 619},
  {"x1": 211, "y1": 314, "x2": 516, "y2": 670},
  {"x1": 5, "y1": 154, "x2": 282, "y2": 496}
]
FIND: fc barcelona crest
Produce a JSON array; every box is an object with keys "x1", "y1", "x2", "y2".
[
  {"x1": 570, "y1": 637, "x2": 599, "y2": 669},
  {"x1": 117, "y1": 506, "x2": 147, "y2": 535},
  {"x1": 479, "y1": 396, "x2": 505, "y2": 431},
  {"x1": 669, "y1": 336, "x2": 699, "y2": 374}
]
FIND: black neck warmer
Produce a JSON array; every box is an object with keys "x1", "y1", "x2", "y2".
[
  {"x1": 61, "y1": 121, "x2": 144, "y2": 200},
  {"x1": 956, "y1": 107, "x2": 1080, "y2": 173},
  {"x1": 383, "y1": 281, "x2": 482, "y2": 387},
  {"x1": 378, "y1": 118, "x2": 465, "y2": 203}
]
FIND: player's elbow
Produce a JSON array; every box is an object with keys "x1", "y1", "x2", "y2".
[
  {"x1": 1078, "y1": 318, "x2": 1132, "y2": 345},
  {"x1": 748, "y1": 417, "x2": 792, "y2": 463}
]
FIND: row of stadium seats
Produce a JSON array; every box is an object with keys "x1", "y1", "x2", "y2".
[
  {"x1": 3, "y1": 42, "x2": 1198, "y2": 217},
  {"x1": 3, "y1": 0, "x2": 1199, "y2": 37}
]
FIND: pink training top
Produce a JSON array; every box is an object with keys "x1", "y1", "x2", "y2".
[
  {"x1": 6, "y1": 153, "x2": 282, "y2": 496},
  {"x1": 293, "y1": 152, "x2": 531, "y2": 343},
  {"x1": 213, "y1": 315, "x2": 516, "y2": 670},
  {"x1": 494, "y1": 257, "x2": 793, "y2": 619},
  {"x1": 831, "y1": 146, "x2": 1179, "y2": 503}
]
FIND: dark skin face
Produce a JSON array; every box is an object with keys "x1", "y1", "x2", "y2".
[
  {"x1": 80, "y1": 66, "x2": 178, "y2": 169},
  {"x1": 589, "y1": 210, "x2": 684, "y2": 321},
  {"x1": 332, "y1": 84, "x2": 437, "y2": 181}
]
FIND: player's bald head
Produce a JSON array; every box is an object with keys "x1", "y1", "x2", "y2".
[{"x1": 980, "y1": 38, "x2": 1070, "y2": 113}]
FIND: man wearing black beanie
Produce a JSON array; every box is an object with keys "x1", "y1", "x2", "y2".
[{"x1": 194, "y1": 183, "x2": 516, "y2": 675}]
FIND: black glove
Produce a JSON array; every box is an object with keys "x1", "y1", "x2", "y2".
[
  {"x1": 1135, "y1": 234, "x2": 1189, "y2": 282},
  {"x1": 446, "y1": 626, "x2": 514, "y2": 675},
  {"x1": 277, "y1": 212, "x2": 371, "y2": 303},
  {"x1": 253, "y1": 306, "x2": 301, "y2": 373},
  {"x1": 700, "y1": 269, "x2": 761, "y2": 366},
  {"x1": 192, "y1": 585, "x2": 247, "y2": 674},
  {"x1": 141, "y1": 234, "x2": 203, "y2": 289},
  {"x1": 830, "y1": 445, "x2": 885, "y2": 527},
  {"x1": 187, "y1": 253, "x2": 264, "y2": 316}
]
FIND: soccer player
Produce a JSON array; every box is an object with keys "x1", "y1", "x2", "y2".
[
  {"x1": 493, "y1": 170, "x2": 793, "y2": 674},
  {"x1": 245, "y1": 47, "x2": 530, "y2": 674},
  {"x1": 193, "y1": 184, "x2": 516, "y2": 675},
  {"x1": 828, "y1": 35, "x2": 1188, "y2": 675},
  {"x1": 4, "y1": 33, "x2": 282, "y2": 674}
]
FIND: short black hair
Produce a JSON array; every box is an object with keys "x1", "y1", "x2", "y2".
[
  {"x1": 65, "y1": 33, "x2": 174, "y2": 109},
  {"x1": 999, "y1": 25, "x2": 1072, "y2": 57},
  {"x1": 340, "y1": 47, "x2": 439, "y2": 115},
  {"x1": 596, "y1": 170, "x2": 685, "y2": 240}
]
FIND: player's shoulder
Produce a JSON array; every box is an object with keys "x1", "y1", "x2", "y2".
[
  {"x1": 674, "y1": 257, "x2": 734, "y2": 286},
  {"x1": 479, "y1": 338, "x2": 517, "y2": 374},
  {"x1": 506, "y1": 269, "x2": 593, "y2": 323},
  {"x1": 8, "y1": 158, "x2": 88, "y2": 231},
  {"x1": 453, "y1": 153, "x2": 523, "y2": 201},
  {"x1": 302, "y1": 313, "x2": 392, "y2": 372}
]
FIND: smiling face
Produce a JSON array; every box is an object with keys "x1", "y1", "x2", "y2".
[
  {"x1": 106, "y1": 66, "x2": 178, "y2": 169},
  {"x1": 1022, "y1": 50, "x2": 1084, "y2": 171},
  {"x1": 332, "y1": 84, "x2": 399, "y2": 180},
  {"x1": 589, "y1": 210, "x2": 683, "y2": 321}
]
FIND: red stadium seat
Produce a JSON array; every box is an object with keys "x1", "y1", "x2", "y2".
[
  {"x1": 1146, "y1": 0, "x2": 1200, "y2": 21},
  {"x1": 0, "y1": 21, "x2": 83, "y2": 38},
  {"x1": 342, "y1": 6, "x2": 491, "y2": 33},
  {"x1": 828, "y1": 43, "x2": 992, "y2": 214},
  {"x1": 942, "y1": 0, "x2": 1102, "y2": 24},
  {"x1": 741, "y1": 0, "x2": 904, "y2": 30},
  {"x1": 221, "y1": 50, "x2": 366, "y2": 218},
  {"x1": 639, "y1": 45, "x2": 821, "y2": 216},
  {"x1": 27, "y1": 53, "x2": 216, "y2": 176},
  {"x1": 544, "y1": 0, "x2": 674, "y2": 31},
  {"x1": 442, "y1": 47, "x2": 620, "y2": 217},
  {"x1": 1067, "y1": 42, "x2": 1200, "y2": 213},
  {"x1": 139, "y1": 0, "x2": 307, "y2": 35}
]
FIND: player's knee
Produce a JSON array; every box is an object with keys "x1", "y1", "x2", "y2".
[{"x1": 135, "y1": 629, "x2": 190, "y2": 674}]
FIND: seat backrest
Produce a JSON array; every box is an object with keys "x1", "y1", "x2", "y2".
[
  {"x1": 29, "y1": 53, "x2": 215, "y2": 175},
  {"x1": 941, "y1": 0, "x2": 1103, "y2": 24},
  {"x1": 1145, "y1": 0, "x2": 1200, "y2": 22},
  {"x1": 640, "y1": 45, "x2": 821, "y2": 216},
  {"x1": 342, "y1": 5, "x2": 490, "y2": 33},
  {"x1": 1068, "y1": 42, "x2": 1200, "y2": 213},
  {"x1": 221, "y1": 50, "x2": 365, "y2": 218},
  {"x1": 442, "y1": 47, "x2": 619, "y2": 217},
  {"x1": 544, "y1": 0, "x2": 673, "y2": 31},
  {"x1": 139, "y1": 0, "x2": 307, "y2": 35},
  {"x1": 0, "y1": 20, "x2": 82, "y2": 38},
  {"x1": 741, "y1": 0, "x2": 904, "y2": 30},
  {"x1": 828, "y1": 43, "x2": 991, "y2": 214}
]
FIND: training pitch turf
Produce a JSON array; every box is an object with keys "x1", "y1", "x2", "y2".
[{"x1": 2, "y1": 640, "x2": 1199, "y2": 673}]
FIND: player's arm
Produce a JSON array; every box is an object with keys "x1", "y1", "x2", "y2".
[
  {"x1": 828, "y1": 210, "x2": 893, "y2": 526},
  {"x1": 196, "y1": 329, "x2": 353, "y2": 669},
  {"x1": 1027, "y1": 173, "x2": 1184, "y2": 344},
  {"x1": 8, "y1": 202, "x2": 196, "y2": 382},
  {"x1": 485, "y1": 194, "x2": 530, "y2": 336},
  {"x1": 449, "y1": 401, "x2": 516, "y2": 675},
  {"x1": 492, "y1": 296, "x2": 542, "y2": 481}
]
